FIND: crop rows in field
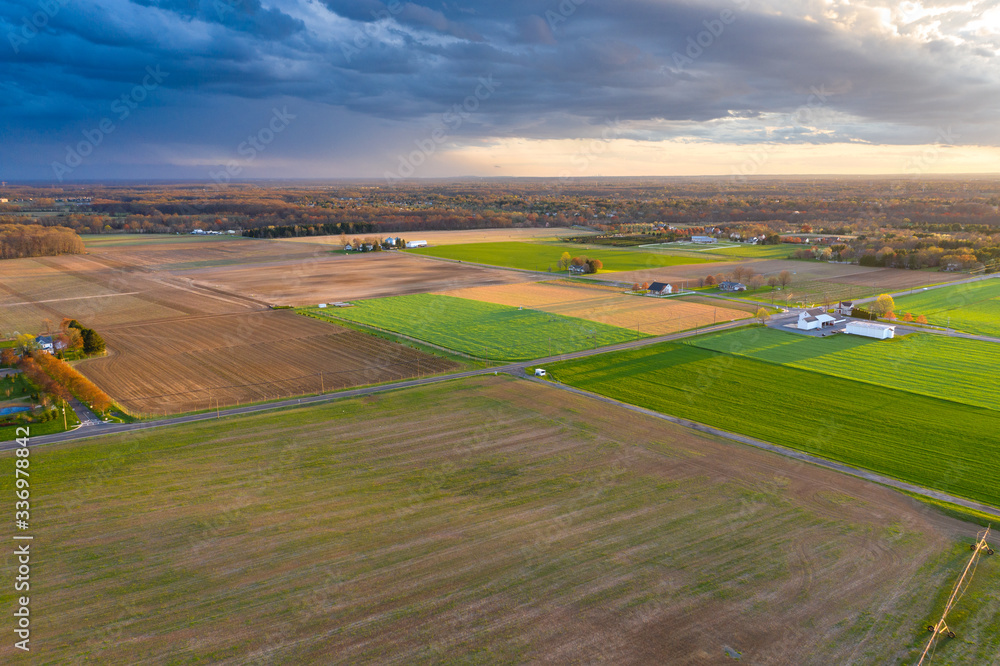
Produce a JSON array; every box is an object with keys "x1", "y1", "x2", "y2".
[
  {"x1": 547, "y1": 342, "x2": 1000, "y2": 508},
  {"x1": 686, "y1": 327, "x2": 1000, "y2": 411},
  {"x1": 441, "y1": 281, "x2": 751, "y2": 335},
  {"x1": 77, "y1": 310, "x2": 456, "y2": 414},
  {"x1": 6, "y1": 376, "x2": 996, "y2": 663},
  {"x1": 892, "y1": 279, "x2": 1000, "y2": 337},
  {"x1": 306, "y1": 293, "x2": 646, "y2": 360},
  {"x1": 409, "y1": 241, "x2": 714, "y2": 273}
]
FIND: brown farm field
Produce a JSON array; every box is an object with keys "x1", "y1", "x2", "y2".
[
  {"x1": 2, "y1": 376, "x2": 996, "y2": 663},
  {"x1": 0, "y1": 252, "x2": 261, "y2": 336},
  {"x1": 275, "y1": 226, "x2": 593, "y2": 247},
  {"x1": 77, "y1": 310, "x2": 458, "y2": 414},
  {"x1": 183, "y1": 251, "x2": 540, "y2": 306},
  {"x1": 440, "y1": 280, "x2": 752, "y2": 334}
]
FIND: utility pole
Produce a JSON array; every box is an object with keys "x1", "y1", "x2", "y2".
[
  {"x1": 62, "y1": 398, "x2": 67, "y2": 429},
  {"x1": 320, "y1": 371, "x2": 324, "y2": 394}
]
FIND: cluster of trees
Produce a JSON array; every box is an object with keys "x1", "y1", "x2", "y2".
[
  {"x1": 0, "y1": 224, "x2": 84, "y2": 259},
  {"x1": 702, "y1": 267, "x2": 792, "y2": 291},
  {"x1": 28, "y1": 351, "x2": 114, "y2": 413},
  {"x1": 16, "y1": 354, "x2": 70, "y2": 406},
  {"x1": 65, "y1": 319, "x2": 105, "y2": 355},
  {"x1": 244, "y1": 221, "x2": 376, "y2": 239},
  {"x1": 558, "y1": 252, "x2": 602, "y2": 273}
]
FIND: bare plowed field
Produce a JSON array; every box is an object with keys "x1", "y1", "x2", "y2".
[
  {"x1": 0, "y1": 250, "x2": 264, "y2": 335},
  {"x1": 183, "y1": 252, "x2": 540, "y2": 306},
  {"x1": 440, "y1": 280, "x2": 751, "y2": 334},
  {"x1": 77, "y1": 310, "x2": 457, "y2": 414},
  {"x1": 85, "y1": 234, "x2": 332, "y2": 270}
]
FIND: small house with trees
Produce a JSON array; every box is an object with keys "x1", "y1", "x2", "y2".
[
  {"x1": 35, "y1": 335, "x2": 55, "y2": 353},
  {"x1": 718, "y1": 281, "x2": 747, "y2": 292},
  {"x1": 835, "y1": 301, "x2": 854, "y2": 316},
  {"x1": 647, "y1": 282, "x2": 673, "y2": 295},
  {"x1": 797, "y1": 308, "x2": 836, "y2": 330}
]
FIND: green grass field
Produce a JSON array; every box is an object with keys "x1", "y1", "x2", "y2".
[
  {"x1": 546, "y1": 342, "x2": 1000, "y2": 508},
  {"x1": 408, "y1": 241, "x2": 714, "y2": 273},
  {"x1": 642, "y1": 242, "x2": 799, "y2": 260},
  {"x1": 686, "y1": 327, "x2": 1000, "y2": 411},
  {"x1": 303, "y1": 293, "x2": 645, "y2": 360},
  {"x1": 3, "y1": 376, "x2": 996, "y2": 663},
  {"x1": 892, "y1": 279, "x2": 1000, "y2": 337}
]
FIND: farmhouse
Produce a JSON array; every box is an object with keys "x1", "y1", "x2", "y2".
[
  {"x1": 35, "y1": 335, "x2": 54, "y2": 353},
  {"x1": 647, "y1": 282, "x2": 673, "y2": 295},
  {"x1": 405, "y1": 240, "x2": 428, "y2": 248},
  {"x1": 846, "y1": 321, "x2": 895, "y2": 339},
  {"x1": 691, "y1": 235, "x2": 716, "y2": 244},
  {"x1": 569, "y1": 265, "x2": 588, "y2": 275},
  {"x1": 797, "y1": 308, "x2": 836, "y2": 330},
  {"x1": 718, "y1": 281, "x2": 746, "y2": 292},
  {"x1": 835, "y1": 301, "x2": 854, "y2": 316},
  {"x1": 34, "y1": 335, "x2": 65, "y2": 353}
]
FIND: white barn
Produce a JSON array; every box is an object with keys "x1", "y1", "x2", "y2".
[
  {"x1": 797, "y1": 308, "x2": 836, "y2": 330},
  {"x1": 405, "y1": 240, "x2": 428, "y2": 248},
  {"x1": 846, "y1": 321, "x2": 895, "y2": 339},
  {"x1": 691, "y1": 235, "x2": 716, "y2": 244}
]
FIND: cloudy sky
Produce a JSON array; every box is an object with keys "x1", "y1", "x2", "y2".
[{"x1": 2, "y1": 0, "x2": 999, "y2": 181}]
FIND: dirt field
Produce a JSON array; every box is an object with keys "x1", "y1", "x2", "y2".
[
  {"x1": 276, "y1": 226, "x2": 592, "y2": 247},
  {"x1": 440, "y1": 280, "x2": 751, "y2": 334},
  {"x1": 0, "y1": 253, "x2": 263, "y2": 336},
  {"x1": 77, "y1": 310, "x2": 458, "y2": 414},
  {"x1": 83, "y1": 234, "x2": 333, "y2": 270},
  {"x1": 183, "y1": 252, "x2": 541, "y2": 306},
  {"x1": 4, "y1": 375, "x2": 995, "y2": 663}
]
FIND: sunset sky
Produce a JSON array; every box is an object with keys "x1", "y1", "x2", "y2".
[{"x1": 2, "y1": 0, "x2": 999, "y2": 181}]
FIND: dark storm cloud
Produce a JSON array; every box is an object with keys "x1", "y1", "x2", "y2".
[{"x1": 1, "y1": 0, "x2": 999, "y2": 178}]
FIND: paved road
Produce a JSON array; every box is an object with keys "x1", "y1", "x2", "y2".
[
  {"x1": 66, "y1": 396, "x2": 102, "y2": 427},
  {"x1": 0, "y1": 318, "x2": 751, "y2": 452}
]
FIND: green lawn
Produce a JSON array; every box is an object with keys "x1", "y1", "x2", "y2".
[
  {"x1": 686, "y1": 327, "x2": 1000, "y2": 411},
  {"x1": 892, "y1": 279, "x2": 1000, "y2": 337},
  {"x1": 302, "y1": 293, "x2": 646, "y2": 360},
  {"x1": 408, "y1": 241, "x2": 714, "y2": 273},
  {"x1": 705, "y1": 244, "x2": 799, "y2": 259},
  {"x1": 546, "y1": 342, "x2": 1000, "y2": 508}
]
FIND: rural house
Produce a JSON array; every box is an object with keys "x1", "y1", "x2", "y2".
[
  {"x1": 718, "y1": 281, "x2": 747, "y2": 292},
  {"x1": 34, "y1": 335, "x2": 65, "y2": 353},
  {"x1": 797, "y1": 307, "x2": 836, "y2": 330},
  {"x1": 835, "y1": 301, "x2": 854, "y2": 316},
  {"x1": 647, "y1": 282, "x2": 673, "y2": 295}
]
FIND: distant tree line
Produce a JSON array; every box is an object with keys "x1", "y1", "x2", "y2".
[
  {"x1": 0, "y1": 224, "x2": 84, "y2": 259},
  {"x1": 243, "y1": 222, "x2": 376, "y2": 238}
]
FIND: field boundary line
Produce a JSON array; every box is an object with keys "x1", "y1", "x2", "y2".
[{"x1": 525, "y1": 375, "x2": 1000, "y2": 520}]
